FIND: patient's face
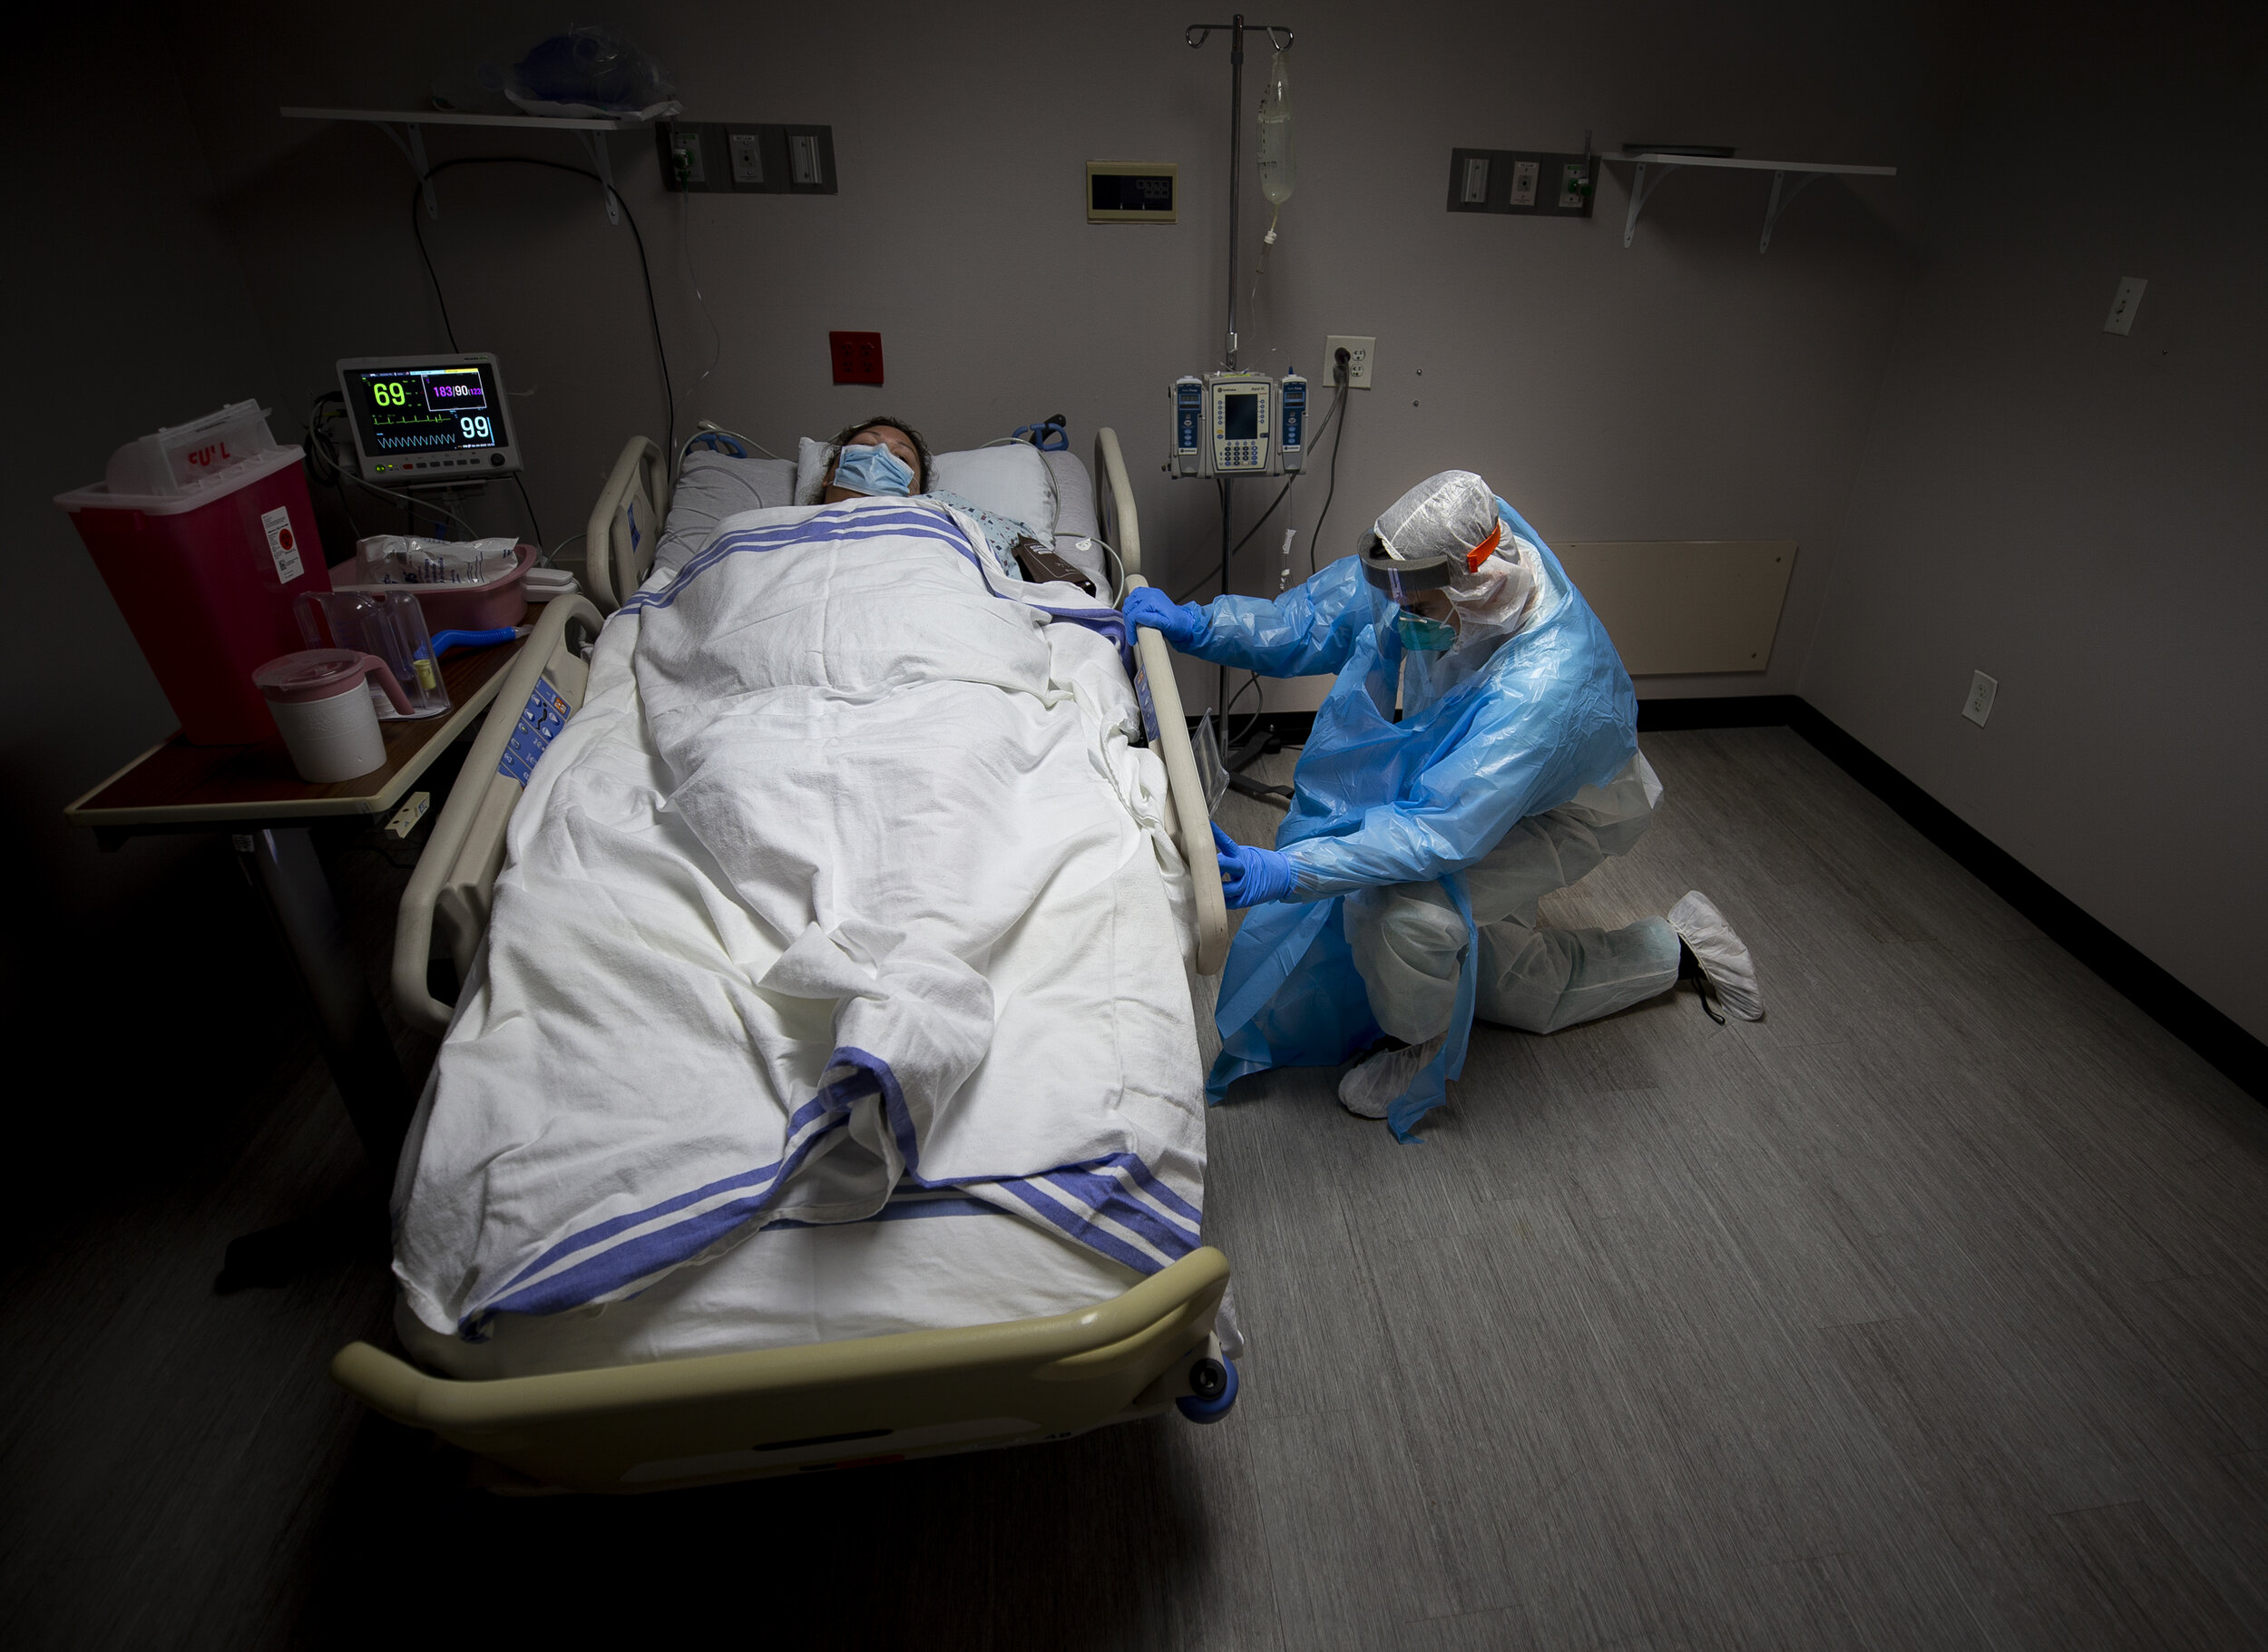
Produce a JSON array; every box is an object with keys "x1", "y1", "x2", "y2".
[{"x1": 824, "y1": 425, "x2": 924, "y2": 502}]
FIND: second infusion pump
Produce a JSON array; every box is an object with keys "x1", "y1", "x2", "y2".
[{"x1": 1171, "y1": 371, "x2": 1307, "y2": 479}]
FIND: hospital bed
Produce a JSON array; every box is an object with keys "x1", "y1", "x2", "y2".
[{"x1": 331, "y1": 428, "x2": 1234, "y2": 1493}]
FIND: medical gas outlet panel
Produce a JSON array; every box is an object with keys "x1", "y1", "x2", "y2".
[{"x1": 1172, "y1": 372, "x2": 1306, "y2": 478}]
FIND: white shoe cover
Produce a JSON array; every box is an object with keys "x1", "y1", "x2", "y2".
[
  {"x1": 1669, "y1": 891, "x2": 1765, "y2": 1021},
  {"x1": 1336, "y1": 1034, "x2": 1446, "y2": 1119}
]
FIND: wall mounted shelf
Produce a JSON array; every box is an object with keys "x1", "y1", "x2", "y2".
[
  {"x1": 1600, "y1": 151, "x2": 1896, "y2": 252},
  {"x1": 280, "y1": 107, "x2": 672, "y2": 226}
]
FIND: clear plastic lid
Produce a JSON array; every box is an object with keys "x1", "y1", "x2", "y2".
[{"x1": 252, "y1": 650, "x2": 375, "y2": 704}]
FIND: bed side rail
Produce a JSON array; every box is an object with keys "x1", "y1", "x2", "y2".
[
  {"x1": 1096, "y1": 428, "x2": 1227, "y2": 976},
  {"x1": 392, "y1": 595, "x2": 603, "y2": 1040},
  {"x1": 584, "y1": 435, "x2": 671, "y2": 614},
  {"x1": 332, "y1": 1246, "x2": 1230, "y2": 1493}
]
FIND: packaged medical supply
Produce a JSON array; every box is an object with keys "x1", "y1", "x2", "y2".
[
  {"x1": 355, "y1": 535, "x2": 522, "y2": 587},
  {"x1": 56, "y1": 406, "x2": 332, "y2": 744},
  {"x1": 253, "y1": 650, "x2": 413, "y2": 782},
  {"x1": 339, "y1": 538, "x2": 535, "y2": 632},
  {"x1": 296, "y1": 589, "x2": 451, "y2": 718}
]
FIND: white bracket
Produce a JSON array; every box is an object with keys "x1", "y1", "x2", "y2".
[
  {"x1": 375, "y1": 121, "x2": 438, "y2": 220},
  {"x1": 1623, "y1": 159, "x2": 1682, "y2": 249},
  {"x1": 575, "y1": 130, "x2": 621, "y2": 227},
  {"x1": 1759, "y1": 171, "x2": 1828, "y2": 253}
]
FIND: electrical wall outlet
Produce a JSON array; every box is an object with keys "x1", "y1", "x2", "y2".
[
  {"x1": 2104, "y1": 276, "x2": 2146, "y2": 336},
  {"x1": 729, "y1": 132, "x2": 765, "y2": 185},
  {"x1": 1510, "y1": 160, "x2": 1540, "y2": 206},
  {"x1": 1961, "y1": 670, "x2": 1998, "y2": 727},
  {"x1": 1325, "y1": 336, "x2": 1375, "y2": 389}
]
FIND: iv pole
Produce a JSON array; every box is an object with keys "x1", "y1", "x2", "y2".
[{"x1": 1186, "y1": 15, "x2": 1294, "y2": 717}]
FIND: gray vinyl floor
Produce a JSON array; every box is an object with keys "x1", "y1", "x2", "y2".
[{"x1": 5, "y1": 727, "x2": 2264, "y2": 1648}]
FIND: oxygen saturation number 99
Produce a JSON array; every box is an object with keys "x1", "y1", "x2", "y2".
[{"x1": 459, "y1": 415, "x2": 493, "y2": 440}]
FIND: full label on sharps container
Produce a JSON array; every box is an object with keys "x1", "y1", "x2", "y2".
[
  {"x1": 260, "y1": 506, "x2": 304, "y2": 583},
  {"x1": 497, "y1": 676, "x2": 572, "y2": 786}
]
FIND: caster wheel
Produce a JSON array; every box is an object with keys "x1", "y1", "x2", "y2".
[{"x1": 1175, "y1": 1355, "x2": 1239, "y2": 1423}]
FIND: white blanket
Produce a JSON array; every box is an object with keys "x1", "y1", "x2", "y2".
[{"x1": 394, "y1": 496, "x2": 1205, "y2": 1340}]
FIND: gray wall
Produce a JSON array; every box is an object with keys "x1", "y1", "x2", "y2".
[
  {"x1": 1801, "y1": 25, "x2": 2267, "y2": 1040},
  {"x1": 162, "y1": 0, "x2": 1944, "y2": 717},
  {"x1": 4, "y1": 19, "x2": 290, "y2": 973}
]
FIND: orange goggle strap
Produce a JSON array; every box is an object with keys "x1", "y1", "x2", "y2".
[{"x1": 1463, "y1": 521, "x2": 1503, "y2": 573}]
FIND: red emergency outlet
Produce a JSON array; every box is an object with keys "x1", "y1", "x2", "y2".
[{"x1": 829, "y1": 331, "x2": 885, "y2": 385}]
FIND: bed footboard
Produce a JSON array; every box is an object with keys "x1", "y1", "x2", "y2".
[
  {"x1": 392, "y1": 594, "x2": 603, "y2": 1040},
  {"x1": 334, "y1": 1246, "x2": 1232, "y2": 1492},
  {"x1": 1095, "y1": 428, "x2": 1229, "y2": 976}
]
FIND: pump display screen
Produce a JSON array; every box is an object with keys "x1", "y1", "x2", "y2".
[
  {"x1": 1223, "y1": 392, "x2": 1260, "y2": 440},
  {"x1": 347, "y1": 363, "x2": 503, "y2": 458}
]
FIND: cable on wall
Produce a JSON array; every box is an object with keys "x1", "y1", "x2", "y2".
[{"x1": 407, "y1": 154, "x2": 679, "y2": 462}]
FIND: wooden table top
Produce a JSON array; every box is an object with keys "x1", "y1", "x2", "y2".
[{"x1": 65, "y1": 637, "x2": 528, "y2": 832}]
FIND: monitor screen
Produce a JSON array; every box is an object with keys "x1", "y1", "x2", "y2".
[
  {"x1": 345, "y1": 362, "x2": 504, "y2": 460},
  {"x1": 1223, "y1": 390, "x2": 1260, "y2": 441}
]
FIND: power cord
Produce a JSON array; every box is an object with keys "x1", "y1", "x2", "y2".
[
  {"x1": 303, "y1": 392, "x2": 478, "y2": 539},
  {"x1": 408, "y1": 155, "x2": 679, "y2": 462},
  {"x1": 1306, "y1": 353, "x2": 1354, "y2": 579}
]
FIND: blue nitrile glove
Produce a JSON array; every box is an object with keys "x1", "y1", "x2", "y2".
[
  {"x1": 1124, "y1": 585, "x2": 1205, "y2": 650},
  {"x1": 1212, "y1": 823, "x2": 1301, "y2": 909}
]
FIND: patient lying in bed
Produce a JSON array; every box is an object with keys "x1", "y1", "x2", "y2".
[
  {"x1": 817, "y1": 415, "x2": 1065, "y2": 582},
  {"x1": 391, "y1": 479, "x2": 1206, "y2": 1373}
]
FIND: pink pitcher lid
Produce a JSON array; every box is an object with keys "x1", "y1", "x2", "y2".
[{"x1": 252, "y1": 649, "x2": 412, "y2": 714}]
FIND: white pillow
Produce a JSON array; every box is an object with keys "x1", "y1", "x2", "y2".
[
  {"x1": 931, "y1": 444, "x2": 1057, "y2": 539},
  {"x1": 794, "y1": 435, "x2": 1058, "y2": 539}
]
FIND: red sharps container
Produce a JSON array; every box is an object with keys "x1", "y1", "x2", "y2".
[{"x1": 56, "y1": 401, "x2": 334, "y2": 745}]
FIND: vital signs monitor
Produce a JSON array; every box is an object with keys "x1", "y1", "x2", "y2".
[{"x1": 337, "y1": 353, "x2": 522, "y2": 482}]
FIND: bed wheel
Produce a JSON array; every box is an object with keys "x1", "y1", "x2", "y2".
[{"x1": 1176, "y1": 1355, "x2": 1238, "y2": 1424}]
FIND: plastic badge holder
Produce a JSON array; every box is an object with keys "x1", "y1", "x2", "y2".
[{"x1": 296, "y1": 589, "x2": 452, "y2": 718}]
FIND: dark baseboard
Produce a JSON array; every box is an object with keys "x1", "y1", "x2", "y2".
[
  {"x1": 1640, "y1": 696, "x2": 2265, "y2": 1102},
  {"x1": 1201, "y1": 693, "x2": 2265, "y2": 1100},
  {"x1": 1636, "y1": 694, "x2": 1805, "y2": 731}
]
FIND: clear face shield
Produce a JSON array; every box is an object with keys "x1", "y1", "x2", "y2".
[{"x1": 1359, "y1": 535, "x2": 1459, "y2": 651}]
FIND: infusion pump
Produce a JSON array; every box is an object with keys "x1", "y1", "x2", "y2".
[{"x1": 1171, "y1": 371, "x2": 1307, "y2": 479}]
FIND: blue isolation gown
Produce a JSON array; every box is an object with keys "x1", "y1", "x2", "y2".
[{"x1": 1183, "y1": 502, "x2": 1638, "y2": 1139}]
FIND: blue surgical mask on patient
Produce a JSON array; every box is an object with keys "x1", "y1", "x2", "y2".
[
  {"x1": 832, "y1": 443, "x2": 914, "y2": 497},
  {"x1": 1396, "y1": 610, "x2": 1458, "y2": 652}
]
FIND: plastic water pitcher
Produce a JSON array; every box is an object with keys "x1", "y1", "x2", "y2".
[
  {"x1": 253, "y1": 650, "x2": 413, "y2": 783},
  {"x1": 1256, "y1": 49, "x2": 1295, "y2": 207}
]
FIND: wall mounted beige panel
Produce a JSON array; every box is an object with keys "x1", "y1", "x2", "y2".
[{"x1": 1558, "y1": 541, "x2": 1798, "y2": 676}]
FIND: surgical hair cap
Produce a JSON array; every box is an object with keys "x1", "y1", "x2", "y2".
[
  {"x1": 1374, "y1": 469, "x2": 1540, "y2": 632},
  {"x1": 1373, "y1": 471, "x2": 1502, "y2": 572}
]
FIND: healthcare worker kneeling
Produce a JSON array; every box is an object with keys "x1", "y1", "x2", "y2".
[{"x1": 1125, "y1": 472, "x2": 1763, "y2": 1139}]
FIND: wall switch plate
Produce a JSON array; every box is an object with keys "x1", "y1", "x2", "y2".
[
  {"x1": 829, "y1": 330, "x2": 885, "y2": 385},
  {"x1": 657, "y1": 122, "x2": 835, "y2": 193},
  {"x1": 791, "y1": 133, "x2": 825, "y2": 187},
  {"x1": 2104, "y1": 276, "x2": 2146, "y2": 336},
  {"x1": 1961, "y1": 670, "x2": 1998, "y2": 727},
  {"x1": 729, "y1": 132, "x2": 765, "y2": 185},
  {"x1": 1445, "y1": 148, "x2": 1597, "y2": 218},
  {"x1": 1325, "y1": 336, "x2": 1375, "y2": 389}
]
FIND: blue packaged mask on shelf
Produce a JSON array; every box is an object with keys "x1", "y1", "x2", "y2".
[{"x1": 832, "y1": 443, "x2": 914, "y2": 497}]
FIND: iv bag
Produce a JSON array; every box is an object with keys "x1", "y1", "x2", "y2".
[{"x1": 1256, "y1": 49, "x2": 1295, "y2": 207}]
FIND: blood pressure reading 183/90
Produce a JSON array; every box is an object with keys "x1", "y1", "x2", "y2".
[{"x1": 349, "y1": 366, "x2": 500, "y2": 455}]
